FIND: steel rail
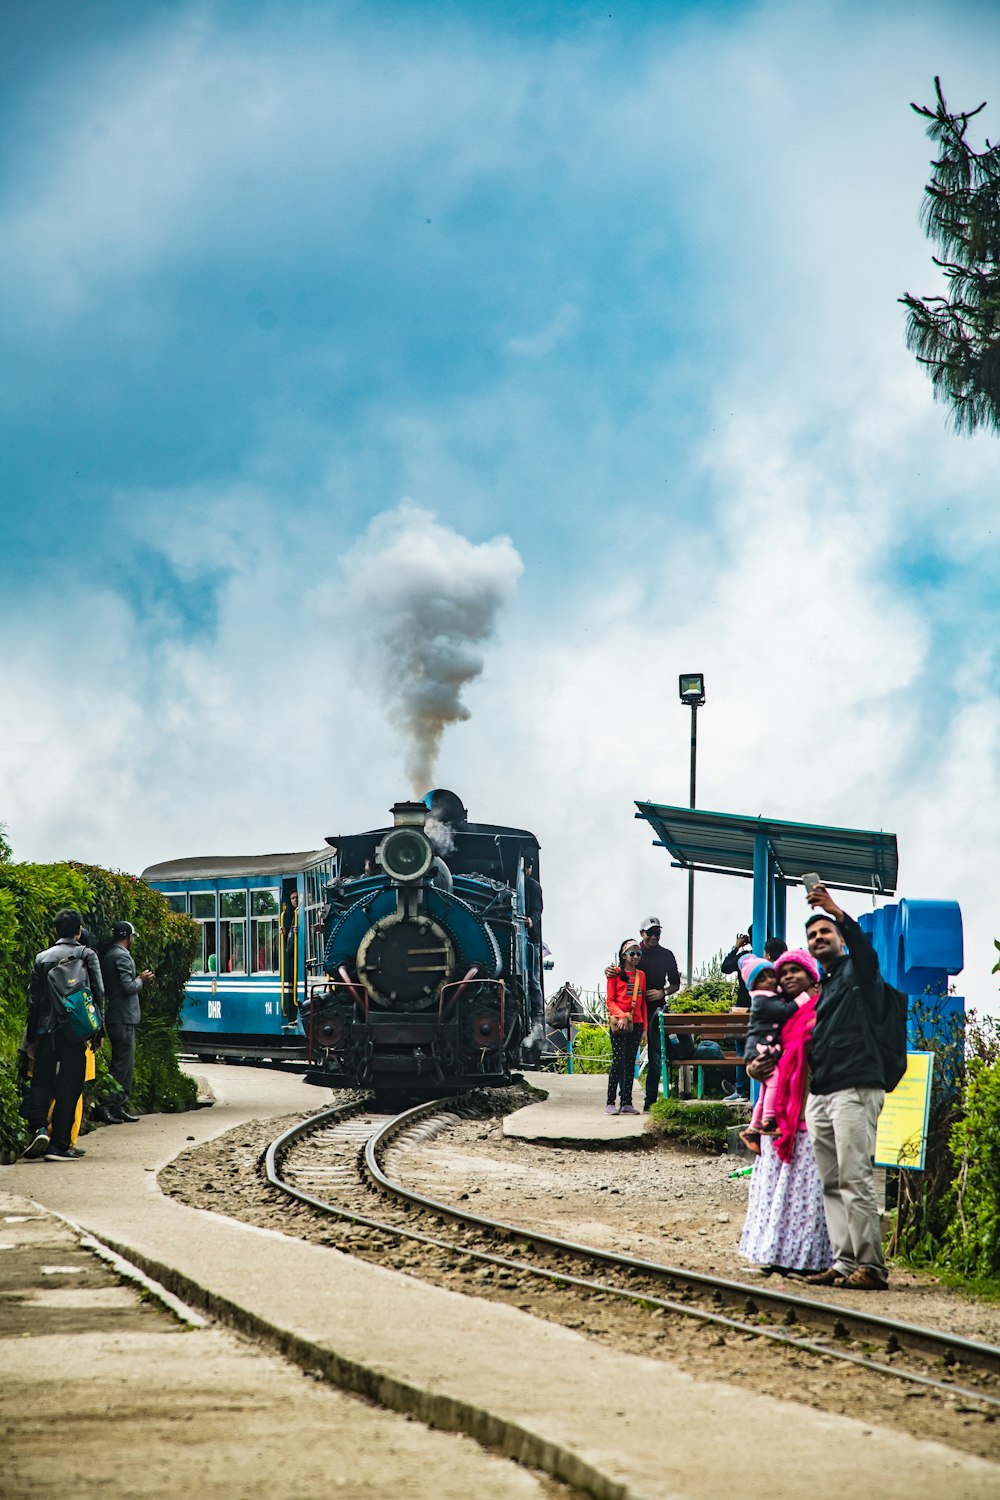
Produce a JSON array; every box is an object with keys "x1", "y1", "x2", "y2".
[
  {"x1": 366, "y1": 1099, "x2": 1000, "y2": 1379},
  {"x1": 265, "y1": 1098, "x2": 1000, "y2": 1410}
]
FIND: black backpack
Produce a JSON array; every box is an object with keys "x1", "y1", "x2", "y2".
[
  {"x1": 47, "y1": 946, "x2": 101, "y2": 1041},
  {"x1": 870, "y1": 981, "x2": 909, "y2": 1093}
]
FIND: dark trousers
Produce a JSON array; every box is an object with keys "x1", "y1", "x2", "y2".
[
  {"x1": 526, "y1": 943, "x2": 543, "y2": 1023},
  {"x1": 107, "y1": 1023, "x2": 137, "y2": 1103},
  {"x1": 26, "y1": 1031, "x2": 86, "y2": 1151},
  {"x1": 607, "y1": 1026, "x2": 642, "y2": 1106},
  {"x1": 645, "y1": 1007, "x2": 665, "y2": 1106}
]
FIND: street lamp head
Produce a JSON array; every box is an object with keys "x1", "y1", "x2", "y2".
[{"x1": 678, "y1": 672, "x2": 706, "y2": 707}]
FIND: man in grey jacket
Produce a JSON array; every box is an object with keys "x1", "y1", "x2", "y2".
[{"x1": 97, "y1": 921, "x2": 153, "y2": 1124}]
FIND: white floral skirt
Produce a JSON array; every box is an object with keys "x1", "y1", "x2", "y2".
[{"x1": 738, "y1": 1131, "x2": 832, "y2": 1272}]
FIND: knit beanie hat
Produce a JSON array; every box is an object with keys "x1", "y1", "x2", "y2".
[
  {"x1": 773, "y1": 947, "x2": 820, "y2": 984},
  {"x1": 737, "y1": 953, "x2": 774, "y2": 990}
]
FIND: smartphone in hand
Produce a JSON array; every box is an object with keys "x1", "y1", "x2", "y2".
[{"x1": 802, "y1": 872, "x2": 822, "y2": 893}]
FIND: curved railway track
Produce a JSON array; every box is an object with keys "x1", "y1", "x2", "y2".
[{"x1": 264, "y1": 1096, "x2": 1000, "y2": 1412}]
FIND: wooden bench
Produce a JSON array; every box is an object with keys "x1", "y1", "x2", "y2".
[{"x1": 652, "y1": 1010, "x2": 748, "y2": 1100}]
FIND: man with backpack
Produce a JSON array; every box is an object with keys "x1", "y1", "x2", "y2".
[
  {"x1": 801, "y1": 885, "x2": 899, "y2": 1291},
  {"x1": 21, "y1": 908, "x2": 105, "y2": 1162}
]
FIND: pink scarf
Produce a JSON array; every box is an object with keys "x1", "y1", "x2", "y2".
[{"x1": 771, "y1": 992, "x2": 817, "y2": 1165}]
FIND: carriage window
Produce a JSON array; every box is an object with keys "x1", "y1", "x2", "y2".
[
  {"x1": 164, "y1": 893, "x2": 187, "y2": 914},
  {"x1": 220, "y1": 890, "x2": 247, "y2": 975},
  {"x1": 251, "y1": 888, "x2": 280, "y2": 974},
  {"x1": 190, "y1": 893, "x2": 217, "y2": 974}
]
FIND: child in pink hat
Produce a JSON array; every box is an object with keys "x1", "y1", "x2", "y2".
[{"x1": 737, "y1": 954, "x2": 798, "y2": 1154}]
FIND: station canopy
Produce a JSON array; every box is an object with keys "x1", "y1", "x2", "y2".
[{"x1": 634, "y1": 802, "x2": 898, "y2": 896}]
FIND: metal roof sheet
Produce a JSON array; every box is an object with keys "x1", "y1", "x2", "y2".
[
  {"x1": 634, "y1": 802, "x2": 898, "y2": 895},
  {"x1": 141, "y1": 851, "x2": 332, "y2": 882}
]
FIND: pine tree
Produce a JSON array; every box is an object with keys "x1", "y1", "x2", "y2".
[{"x1": 900, "y1": 78, "x2": 1000, "y2": 435}]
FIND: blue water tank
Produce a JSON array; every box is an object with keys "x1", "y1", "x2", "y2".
[{"x1": 857, "y1": 898, "x2": 964, "y2": 1054}]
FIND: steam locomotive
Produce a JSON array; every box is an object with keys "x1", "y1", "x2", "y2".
[
  {"x1": 307, "y1": 790, "x2": 541, "y2": 1094},
  {"x1": 142, "y1": 790, "x2": 541, "y2": 1096}
]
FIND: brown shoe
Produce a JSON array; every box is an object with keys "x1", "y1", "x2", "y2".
[
  {"x1": 803, "y1": 1267, "x2": 846, "y2": 1286},
  {"x1": 840, "y1": 1266, "x2": 888, "y2": 1291}
]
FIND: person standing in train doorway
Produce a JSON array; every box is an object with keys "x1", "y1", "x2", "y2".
[
  {"x1": 522, "y1": 856, "x2": 545, "y2": 1049},
  {"x1": 281, "y1": 889, "x2": 300, "y2": 1026},
  {"x1": 97, "y1": 921, "x2": 151, "y2": 1124}
]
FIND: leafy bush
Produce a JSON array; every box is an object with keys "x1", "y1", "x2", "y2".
[
  {"x1": 887, "y1": 995, "x2": 1000, "y2": 1282},
  {"x1": 647, "y1": 1097, "x2": 730, "y2": 1152},
  {"x1": 668, "y1": 976, "x2": 737, "y2": 1013},
  {"x1": 939, "y1": 1056, "x2": 1000, "y2": 1280},
  {"x1": 559, "y1": 1022, "x2": 611, "y2": 1074}
]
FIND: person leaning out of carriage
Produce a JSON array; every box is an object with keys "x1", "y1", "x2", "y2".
[{"x1": 605, "y1": 940, "x2": 647, "y2": 1116}]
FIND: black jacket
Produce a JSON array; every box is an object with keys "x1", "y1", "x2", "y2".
[
  {"x1": 524, "y1": 875, "x2": 543, "y2": 947},
  {"x1": 100, "y1": 943, "x2": 144, "y2": 1026},
  {"x1": 744, "y1": 991, "x2": 797, "y2": 1057},
  {"x1": 810, "y1": 913, "x2": 890, "y2": 1094},
  {"x1": 638, "y1": 943, "x2": 680, "y2": 1013},
  {"x1": 27, "y1": 939, "x2": 105, "y2": 1043},
  {"x1": 721, "y1": 943, "x2": 752, "y2": 1007}
]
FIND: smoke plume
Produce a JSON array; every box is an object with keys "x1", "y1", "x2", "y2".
[
  {"x1": 424, "y1": 816, "x2": 456, "y2": 855},
  {"x1": 343, "y1": 502, "x2": 523, "y2": 794}
]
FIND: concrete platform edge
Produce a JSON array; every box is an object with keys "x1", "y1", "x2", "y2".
[
  {"x1": 16, "y1": 1197, "x2": 211, "y2": 1329},
  {"x1": 95, "y1": 1232, "x2": 646, "y2": 1500}
]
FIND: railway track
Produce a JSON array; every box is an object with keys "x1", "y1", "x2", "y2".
[{"x1": 264, "y1": 1096, "x2": 1000, "y2": 1413}]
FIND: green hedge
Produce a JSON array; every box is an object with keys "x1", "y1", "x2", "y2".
[{"x1": 0, "y1": 847, "x2": 199, "y2": 1155}]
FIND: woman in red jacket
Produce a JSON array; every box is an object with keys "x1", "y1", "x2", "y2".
[{"x1": 606, "y1": 939, "x2": 647, "y2": 1115}]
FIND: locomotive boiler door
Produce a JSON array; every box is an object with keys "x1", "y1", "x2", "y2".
[{"x1": 356, "y1": 912, "x2": 456, "y2": 1010}]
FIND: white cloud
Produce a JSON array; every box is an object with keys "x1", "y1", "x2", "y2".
[{"x1": 2, "y1": 1, "x2": 999, "y2": 1023}]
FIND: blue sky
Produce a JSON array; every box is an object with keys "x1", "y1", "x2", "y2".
[{"x1": 2, "y1": 0, "x2": 999, "y2": 1010}]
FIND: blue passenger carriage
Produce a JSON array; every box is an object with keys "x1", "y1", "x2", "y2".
[{"x1": 141, "y1": 850, "x2": 335, "y2": 1059}]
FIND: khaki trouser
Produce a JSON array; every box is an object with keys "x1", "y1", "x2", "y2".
[{"x1": 806, "y1": 1087, "x2": 887, "y2": 1282}]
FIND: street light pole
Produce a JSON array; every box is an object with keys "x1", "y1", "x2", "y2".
[
  {"x1": 687, "y1": 699, "x2": 698, "y2": 988},
  {"x1": 678, "y1": 674, "x2": 706, "y2": 989}
]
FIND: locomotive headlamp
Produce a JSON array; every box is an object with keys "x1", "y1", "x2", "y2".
[{"x1": 377, "y1": 826, "x2": 434, "y2": 883}]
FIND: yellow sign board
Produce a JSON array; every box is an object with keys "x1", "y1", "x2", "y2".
[{"x1": 874, "y1": 1051, "x2": 934, "y2": 1170}]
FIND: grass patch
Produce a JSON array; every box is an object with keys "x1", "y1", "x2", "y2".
[{"x1": 647, "y1": 1097, "x2": 731, "y2": 1152}]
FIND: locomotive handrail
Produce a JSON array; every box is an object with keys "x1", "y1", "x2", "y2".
[
  {"x1": 437, "y1": 968, "x2": 486, "y2": 1015},
  {"x1": 338, "y1": 964, "x2": 367, "y2": 1015}
]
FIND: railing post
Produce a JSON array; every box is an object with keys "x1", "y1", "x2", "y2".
[{"x1": 659, "y1": 1009, "x2": 668, "y2": 1098}]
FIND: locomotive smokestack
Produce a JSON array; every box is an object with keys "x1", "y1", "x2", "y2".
[
  {"x1": 341, "y1": 501, "x2": 523, "y2": 794},
  {"x1": 391, "y1": 801, "x2": 428, "y2": 828}
]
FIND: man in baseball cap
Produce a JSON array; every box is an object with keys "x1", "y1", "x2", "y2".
[{"x1": 97, "y1": 922, "x2": 153, "y2": 1124}]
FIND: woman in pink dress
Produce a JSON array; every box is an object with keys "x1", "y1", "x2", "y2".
[{"x1": 738, "y1": 949, "x2": 832, "y2": 1275}]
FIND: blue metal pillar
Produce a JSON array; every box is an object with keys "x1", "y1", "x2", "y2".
[
  {"x1": 752, "y1": 834, "x2": 769, "y2": 954},
  {"x1": 750, "y1": 834, "x2": 770, "y2": 1111},
  {"x1": 772, "y1": 877, "x2": 787, "y2": 942}
]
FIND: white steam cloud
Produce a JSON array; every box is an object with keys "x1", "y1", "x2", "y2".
[{"x1": 343, "y1": 502, "x2": 523, "y2": 794}]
